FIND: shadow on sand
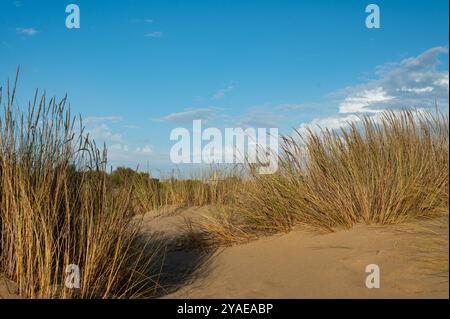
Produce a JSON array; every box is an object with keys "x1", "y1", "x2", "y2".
[{"x1": 140, "y1": 231, "x2": 219, "y2": 298}]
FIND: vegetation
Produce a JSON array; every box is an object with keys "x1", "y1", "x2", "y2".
[
  {"x1": 0, "y1": 72, "x2": 162, "y2": 298},
  {"x1": 0, "y1": 71, "x2": 447, "y2": 297},
  {"x1": 194, "y1": 109, "x2": 449, "y2": 244}
]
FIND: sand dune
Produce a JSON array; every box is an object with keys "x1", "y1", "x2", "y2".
[
  {"x1": 144, "y1": 207, "x2": 449, "y2": 299},
  {"x1": 2, "y1": 207, "x2": 447, "y2": 299}
]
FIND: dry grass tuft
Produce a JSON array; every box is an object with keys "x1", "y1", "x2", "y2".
[
  {"x1": 0, "y1": 70, "x2": 163, "y2": 298},
  {"x1": 195, "y1": 109, "x2": 449, "y2": 244},
  {"x1": 131, "y1": 168, "x2": 243, "y2": 216},
  {"x1": 2, "y1": 68, "x2": 447, "y2": 296},
  {"x1": 408, "y1": 215, "x2": 449, "y2": 280}
]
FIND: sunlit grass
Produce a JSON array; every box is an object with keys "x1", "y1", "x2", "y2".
[
  {"x1": 195, "y1": 108, "x2": 449, "y2": 244},
  {"x1": 0, "y1": 70, "x2": 163, "y2": 298}
]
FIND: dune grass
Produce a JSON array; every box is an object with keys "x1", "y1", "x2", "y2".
[
  {"x1": 1, "y1": 69, "x2": 448, "y2": 297},
  {"x1": 130, "y1": 168, "x2": 243, "y2": 215},
  {"x1": 422, "y1": 216, "x2": 449, "y2": 280},
  {"x1": 407, "y1": 215, "x2": 449, "y2": 281},
  {"x1": 0, "y1": 72, "x2": 163, "y2": 298},
  {"x1": 194, "y1": 109, "x2": 449, "y2": 244}
]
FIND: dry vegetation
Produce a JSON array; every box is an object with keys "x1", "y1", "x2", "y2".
[
  {"x1": 0, "y1": 70, "x2": 448, "y2": 298},
  {"x1": 0, "y1": 72, "x2": 163, "y2": 298},
  {"x1": 127, "y1": 168, "x2": 242, "y2": 215},
  {"x1": 191, "y1": 109, "x2": 449, "y2": 246}
]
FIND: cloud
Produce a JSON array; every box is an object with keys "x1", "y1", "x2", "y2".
[
  {"x1": 157, "y1": 105, "x2": 283, "y2": 128},
  {"x1": 296, "y1": 46, "x2": 449, "y2": 135},
  {"x1": 123, "y1": 124, "x2": 139, "y2": 129},
  {"x1": 13, "y1": 1, "x2": 22, "y2": 7},
  {"x1": 16, "y1": 27, "x2": 38, "y2": 36},
  {"x1": 109, "y1": 143, "x2": 152, "y2": 155},
  {"x1": 131, "y1": 18, "x2": 153, "y2": 23},
  {"x1": 212, "y1": 84, "x2": 234, "y2": 100},
  {"x1": 397, "y1": 86, "x2": 434, "y2": 94},
  {"x1": 83, "y1": 116, "x2": 157, "y2": 167},
  {"x1": 145, "y1": 31, "x2": 163, "y2": 38},
  {"x1": 339, "y1": 87, "x2": 394, "y2": 113},
  {"x1": 106, "y1": 143, "x2": 157, "y2": 168},
  {"x1": 276, "y1": 103, "x2": 321, "y2": 111},
  {"x1": 296, "y1": 108, "x2": 431, "y2": 138},
  {"x1": 155, "y1": 107, "x2": 217, "y2": 124},
  {"x1": 238, "y1": 108, "x2": 284, "y2": 128},
  {"x1": 87, "y1": 123, "x2": 124, "y2": 144},
  {"x1": 296, "y1": 114, "x2": 362, "y2": 136},
  {"x1": 84, "y1": 116, "x2": 122, "y2": 124},
  {"x1": 338, "y1": 46, "x2": 449, "y2": 114},
  {"x1": 84, "y1": 116, "x2": 124, "y2": 145},
  {"x1": 136, "y1": 145, "x2": 153, "y2": 154}
]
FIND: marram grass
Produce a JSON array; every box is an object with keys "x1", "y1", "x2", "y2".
[
  {"x1": 197, "y1": 109, "x2": 449, "y2": 242},
  {"x1": 0, "y1": 72, "x2": 163, "y2": 298}
]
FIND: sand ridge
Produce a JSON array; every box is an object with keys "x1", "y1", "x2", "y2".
[{"x1": 143, "y1": 207, "x2": 448, "y2": 299}]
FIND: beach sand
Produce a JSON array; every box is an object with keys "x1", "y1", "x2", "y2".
[
  {"x1": 1, "y1": 207, "x2": 447, "y2": 299},
  {"x1": 145, "y1": 207, "x2": 449, "y2": 299}
]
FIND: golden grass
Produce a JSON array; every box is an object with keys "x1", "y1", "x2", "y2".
[
  {"x1": 406, "y1": 215, "x2": 449, "y2": 280},
  {"x1": 131, "y1": 168, "x2": 243, "y2": 216},
  {"x1": 422, "y1": 216, "x2": 449, "y2": 280},
  {"x1": 0, "y1": 71, "x2": 163, "y2": 298},
  {"x1": 195, "y1": 109, "x2": 449, "y2": 244},
  {"x1": 1, "y1": 69, "x2": 448, "y2": 296}
]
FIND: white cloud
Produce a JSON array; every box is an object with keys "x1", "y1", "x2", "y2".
[
  {"x1": 397, "y1": 86, "x2": 434, "y2": 94},
  {"x1": 155, "y1": 107, "x2": 217, "y2": 124},
  {"x1": 339, "y1": 87, "x2": 394, "y2": 113},
  {"x1": 434, "y1": 74, "x2": 449, "y2": 88},
  {"x1": 137, "y1": 145, "x2": 153, "y2": 154},
  {"x1": 212, "y1": 84, "x2": 233, "y2": 100},
  {"x1": 339, "y1": 46, "x2": 448, "y2": 114},
  {"x1": 109, "y1": 143, "x2": 129, "y2": 152},
  {"x1": 107, "y1": 143, "x2": 157, "y2": 168},
  {"x1": 16, "y1": 27, "x2": 38, "y2": 36},
  {"x1": 87, "y1": 123, "x2": 124, "y2": 144},
  {"x1": 109, "y1": 144, "x2": 152, "y2": 155},
  {"x1": 276, "y1": 103, "x2": 320, "y2": 111},
  {"x1": 238, "y1": 108, "x2": 284, "y2": 128},
  {"x1": 296, "y1": 109, "x2": 429, "y2": 138},
  {"x1": 296, "y1": 46, "x2": 449, "y2": 135},
  {"x1": 84, "y1": 116, "x2": 124, "y2": 145},
  {"x1": 106, "y1": 143, "x2": 157, "y2": 168},
  {"x1": 131, "y1": 18, "x2": 153, "y2": 23},
  {"x1": 123, "y1": 124, "x2": 139, "y2": 129},
  {"x1": 145, "y1": 31, "x2": 163, "y2": 38},
  {"x1": 83, "y1": 116, "x2": 157, "y2": 167},
  {"x1": 296, "y1": 114, "x2": 361, "y2": 136},
  {"x1": 85, "y1": 116, "x2": 122, "y2": 124}
]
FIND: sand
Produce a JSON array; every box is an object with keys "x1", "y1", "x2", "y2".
[
  {"x1": 144, "y1": 207, "x2": 449, "y2": 299},
  {"x1": 1, "y1": 207, "x2": 448, "y2": 299},
  {"x1": 0, "y1": 274, "x2": 19, "y2": 299}
]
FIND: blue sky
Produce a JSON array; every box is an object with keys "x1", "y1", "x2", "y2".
[{"x1": 1, "y1": 0, "x2": 448, "y2": 173}]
